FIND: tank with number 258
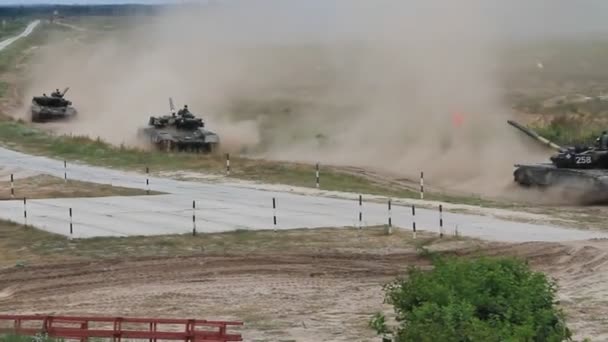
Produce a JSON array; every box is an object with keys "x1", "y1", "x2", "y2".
[{"x1": 508, "y1": 120, "x2": 608, "y2": 203}]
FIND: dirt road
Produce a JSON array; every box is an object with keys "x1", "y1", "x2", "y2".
[
  {"x1": 0, "y1": 20, "x2": 39, "y2": 52},
  {"x1": 0, "y1": 240, "x2": 607, "y2": 341}
]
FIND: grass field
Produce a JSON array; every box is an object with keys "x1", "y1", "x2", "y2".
[
  {"x1": 0, "y1": 19, "x2": 28, "y2": 42},
  {"x1": 0, "y1": 219, "x2": 453, "y2": 267},
  {"x1": 0, "y1": 174, "x2": 157, "y2": 200}
]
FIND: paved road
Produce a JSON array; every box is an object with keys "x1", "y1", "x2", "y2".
[
  {"x1": 0, "y1": 147, "x2": 606, "y2": 242},
  {"x1": 0, "y1": 20, "x2": 40, "y2": 51}
]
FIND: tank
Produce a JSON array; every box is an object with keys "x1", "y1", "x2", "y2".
[
  {"x1": 30, "y1": 87, "x2": 77, "y2": 122},
  {"x1": 508, "y1": 119, "x2": 608, "y2": 203},
  {"x1": 138, "y1": 98, "x2": 220, "y2": 153}
]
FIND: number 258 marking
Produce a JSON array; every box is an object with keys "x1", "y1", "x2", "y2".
[{"x1": 575, "y1": 156, "x2": 592, "y2": 164}]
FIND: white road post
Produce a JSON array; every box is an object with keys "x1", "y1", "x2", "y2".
[
  {"x1": 226, "y1": 153, "x2": 231, "y2": 176},
  {"x1": 412, "y1": 204, "x2": 416, "y2": 239},
  {"x1": 315, "y1": 163, "x2": 320, "y2": 189},
  {"x1": 358, "y1": 194, "x2": 363, "y2": 229},
  {"x1": 439, "y1": 204, "x2": 444, "y2": 238},
  {"x1": 69, "y1": 207, "x2": 73, "y2": 238},
  {"x1": 146, "y1": 167, "x2": 150, "y2": 195},
  {"x1": 23, "y1": 198, "x2": 27, "y2": 227},
  {"x1": 387, "y1": 199, "x2": 392, "y2": 235},
  {"x1": 192, "y1": 200, "x2": 197, "y2": 236},
  {"x1": 64, "y1": 160, "x2": 67, "y2": 182},
  {"x1": 10, "y1": 174, "x2": 14, "y2": 198},
  {"x1": 272, "y1": 197, "x2": 277, "y2": 232},
  {"x1": 420, "y1": 171, "x2": 424, "y2": 199}
]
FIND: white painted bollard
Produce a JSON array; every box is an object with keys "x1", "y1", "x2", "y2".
[
  {"x1": 315, "y1": 163, "x2": 320, "y2": 189},
  {"x1": 69, "y1": 207, "x2": 73, "y2": 238},
  {"x1": 146, "y1": 167, "x2": 150, "y2": 195},
  {"x1": 439, "y1": 204, "x2": 444, "y2": 238},
  {"x1": 226, "y1": 153, "x2": 231, "y2": 176},
  {"x1": 412, "y1": 204, "x2": 416, "y2": 239},
  {"x1": 420, "y1": 171, "x2": 424, "y2": 199},
  {"x1": 23, "y1": 197, "x2": 27, "y2": 227},
  {"x1": 387, "y1": 199, "x2": 392, "y2": 235},
  {"x1": 64, "y1": 160, "x2": 67, "y2": 182},
  {"x1": 10, "y1": 174, "x2": 14, "y2": 198},
  {"x1": 192, "y1": 200, "x2": 197, "y2": 236},
  {"x1": 358, "y1": 194, "x2": 363, "y2": 229},
  {"x1": 272, "y1": 197, "x2": 277, "y2": 232}
]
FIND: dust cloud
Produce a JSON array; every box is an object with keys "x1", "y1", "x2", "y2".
[{"x1": 19, "y1": 0, "x2": 564, "y2": 197}]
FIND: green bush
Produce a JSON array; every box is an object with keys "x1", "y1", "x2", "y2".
[
  {"x1": 531, "y1": 116, "x2": 600, "y2": 146},
  {"x1": 371, "y1": 257, "x2": 573, "y2": 342}
]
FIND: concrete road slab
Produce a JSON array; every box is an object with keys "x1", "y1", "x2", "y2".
[{"x1": 0, "y1": 148, "x2": 606, "y2": 242}]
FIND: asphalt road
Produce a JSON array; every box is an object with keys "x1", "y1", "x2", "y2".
[{"x1": 0, "y1": 147, "x2": 606, "y2": 242}]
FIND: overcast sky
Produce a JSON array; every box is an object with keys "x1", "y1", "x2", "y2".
[
  {"x1": 0, "y1": 0, "x2": 177, "y2": 4},
  {"x1": 1, "y1": 0, "x2": 608, "y2": 39}
]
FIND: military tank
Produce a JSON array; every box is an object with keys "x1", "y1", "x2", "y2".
[
  {"x1": 30, "y1": 87, "x2": 77, "y2": 122},
  {"x1": 138, "y1": 98, "x2": 220, "y2": 153},
  {"x1": 508, "y1": 119, "x2": 608, "y2": 203}
]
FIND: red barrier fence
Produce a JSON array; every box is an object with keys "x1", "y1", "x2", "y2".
[{"x1": 0, "y1": 315, "x2": 243, "y2": 342}]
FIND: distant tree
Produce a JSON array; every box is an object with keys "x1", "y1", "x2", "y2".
[{"x1": 370, "y1": 257, "x2": 573, "y2": 342}]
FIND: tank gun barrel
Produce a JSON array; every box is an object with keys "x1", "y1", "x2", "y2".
[
  {"x1": 507, "y1": 120, "x2": 563, "y2": 152},
  {"x1": 169, "y1": 97, "x2": 175, "y2": 115}
]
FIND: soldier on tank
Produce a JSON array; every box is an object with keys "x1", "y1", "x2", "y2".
[
  {"x1": 599, "y1": 131, "x2": 608, "y2": 149},
  {"x1": 178, "y1": 105, "x2": 194, "y2": 118}
]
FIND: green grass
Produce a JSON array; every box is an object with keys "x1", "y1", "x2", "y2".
[
  {"x1": 0, "y1": 174, "x2": 159, "y2": 200},
  {"x1": 529, "y1": 115, "x2": 603, "y2": 146},
  {"x1": 0, "y1": 19, "x2": 28, "y2": 41},
  {"x1": 0, "y1": 219, "x2": 459, "y2": 267}
]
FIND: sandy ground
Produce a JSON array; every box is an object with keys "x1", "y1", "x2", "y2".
[{"x1": 0, "y1": 239, "x2": 606, "y2": 341}]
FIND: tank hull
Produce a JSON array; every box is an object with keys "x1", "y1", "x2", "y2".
[
  {"x1": 30, "y1": 103, "x2": 77, "y2": 123},
  {"x1": 513, "y1": 163, "x2": 608, "y2": 203},
  {"x1": 138, "y1": 127, "x2": 219, "y2": 153}
]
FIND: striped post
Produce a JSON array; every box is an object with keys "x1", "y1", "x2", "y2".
[
  {"x1": 420, "y1": 171, "x2": 424, "y2": 199},
  {"x1": 226, "y1": 153, "x2": 231, "y2": 176},
  {"x1": 315, "y1": 163, "x2": 320, "y2": 189},
  {"x1": 69, "y1": 207, "x2": 73, "y2": 237},
  {"x1": 439, "y1": 204, "x2": 444, "y2": 238},
  {"x1": 146, "y1": 167, "x2": 150, "y2": 195},
  {"x1": 10, "y1": 174, "x2": 14, "y2": 198},
  {"x1": 272, "y1": 197, "x2": 277, "y2": 232},
  {"x1": 358, "y1": 194, "x2": 362, "y2": 229},
  {"x1": 412, "y1": 204, "x2": 416, "y2": 239},
  {"x1": 64, "y1": 160, "x2": 67, "y2": 182},
  {"x1": 387, "y1": 199, "x2": 392, "y2": 235},
  {"x1": 192, "y1": 200, "x2": 196, "y2": 236},
  {"x1": 23, "y1": 197, "x2": 27, "y2": 227}
]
